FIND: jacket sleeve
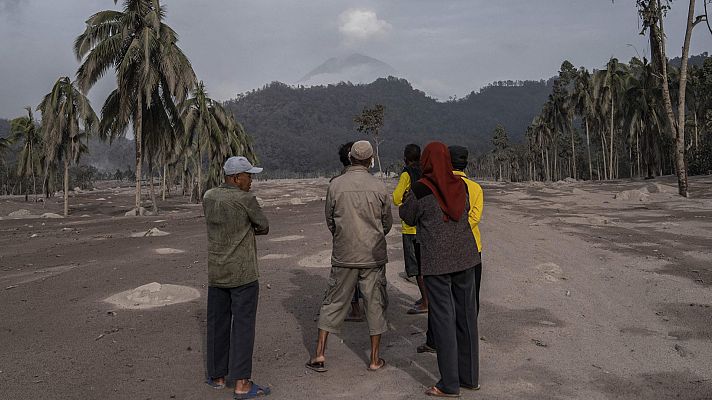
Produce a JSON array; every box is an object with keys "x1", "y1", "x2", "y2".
[
  {"x1": 392, "y1": 172, "x2": 410, "y2": 206},
  {"x1": 382, "y1": 192, "x2": 393, "y2": 235},
  {"x1": 246, "y1": 195, "x2": 269, "y2": 235},
  {"x1": 467, "y1": 180, "x2": 483, "y2": 227},
  {"x1": 325, "y1": 184, "x2": 336, "y2": 234},
  {"x1": 399, "y1": 191, "x2": 419, "y2": 227}
]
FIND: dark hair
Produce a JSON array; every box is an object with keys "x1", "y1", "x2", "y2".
[
  {"x1": 338, "y1": 142, "x2": 355, "y2": 167},
  {"x1": 404, "y1": 144, "x2": 421, "y2": 164}
]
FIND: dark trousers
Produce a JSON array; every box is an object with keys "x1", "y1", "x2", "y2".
[
  {"x1": 426, "y1": 262, "x2": 482, "y2": 346},
  {"x1": 424, "y1": 267, "x2": 479, "y2": 394},
  {"x1": 206, "y1": 281, "x2": 259, "y2": 381}
]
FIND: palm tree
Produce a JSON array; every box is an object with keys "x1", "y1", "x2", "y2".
[
  {"x1": 573, "y1": 68, "x2": 595, "y2": 180},
  {"x1": 10, "y1": 107, "x2": 43, "y2": 201},
  {"x1": 74, "y1": 0, "x2": 196, "y2": 211},
  {"x1": 594, "y1": 58, "x2": 628, "y2": 179},
  {"x1": 38, "y1": 77, "x2": 98, "y2": 216},
  {"x1": 624, "y1": 57, "x2": 665, "y2": 179},
  {"x1": 180, "y1": 81, "x2": 257, "y2": 199}
]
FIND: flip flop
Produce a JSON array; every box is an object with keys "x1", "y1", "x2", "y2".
[
  {"x1": 367, "y1": 358, "x2": 386, "y2": 371},
  {"x1": 305, "y1": 360, "x2": 328, "y2": 372},
  {"x1": 461, "y1": 384, "x2": 480, "y2": 391},
  {"x1": 417, "y1": 343, "x2": 437, "y2": 353},
  {"x1": 425, "y1": 386, "x2": 460, "y2": 398},
  {"x1": 233, "y1": 382, "x2": 271, "y2": 399},
  {"x1": 205, "y1": 377, "x2": 226, "y2": 389},
  {"x1": 407, "y1": 307, "x2": 428, "y2": 315}
]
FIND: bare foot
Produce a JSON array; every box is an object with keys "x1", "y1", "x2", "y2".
[{"x1": 367, "y1": 358, "x2": 386, "y2": 371}]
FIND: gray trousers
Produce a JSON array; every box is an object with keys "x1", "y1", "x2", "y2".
[
  {"x1": 206, "y1": 281, "x2": 259, "y2": 381},
  {"x1": 424, "y1": 267, "x2": 479, "y2": 394}
]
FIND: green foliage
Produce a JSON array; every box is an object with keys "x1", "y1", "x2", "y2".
[{"x1": 224, "y1": 77, "x2": 553, "y2": 175}]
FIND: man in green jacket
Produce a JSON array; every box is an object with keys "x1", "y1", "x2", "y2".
[{"x1": 203, "y1": 156, "x2": 271, "y2": 399}]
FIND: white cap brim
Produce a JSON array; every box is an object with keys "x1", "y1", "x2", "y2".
[{"x1": 246, "y1": 167, "x2": 263, "y2": 174}]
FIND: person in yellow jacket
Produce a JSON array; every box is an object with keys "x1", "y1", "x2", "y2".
[
  {"x1": 449, "y1": 145, "x2": 483, "y2": 312},
  {"x1": 393, "y1": 144, "x2": 429, "y2": 314}
]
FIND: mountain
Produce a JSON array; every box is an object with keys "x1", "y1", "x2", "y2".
[
  {"x1": 298, "y1": 53, "x2": 398, "y2": 87},
  {"x1": 225, "y1": 77, "x2": 553, "y2": 176}
]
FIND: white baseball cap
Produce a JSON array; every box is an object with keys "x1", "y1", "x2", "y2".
[{"x1": 223, "y1": 156, "x2": 263, "y2": 175}]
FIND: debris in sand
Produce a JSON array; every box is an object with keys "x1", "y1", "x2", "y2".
[
  {"x1": 614, "y1": 189, "x2": 649, "y2": 202},
  {"x1": 124, "y1": 207, "x2": 155, "y2": 216},
  {"x1": 30, "y1": 233, "x2": 39, "y2": 238},
  {"x1": 674, "y1": 344, "x2": 691, "y2": 357},
  {"x1": 535, "y1": 262, "x2": 564, "y2": 282},
  {"x1": 531, "y1": 338, "x2": 548, "y2": 347},
  {"x1": 642, "y1": 182, "x2": 674, "y2": 194},
  {"x1": 269, "y1": 235, "x2": 304, "y2": 242},
  {"x1": 104, "y1": 282, "x2": 200, "y2": 309},
  {"x1": 131, "y1": 228, "x2": 170, "y2": 237},
  {"x1": 40, "y1": 213, "x2": 63, "y2": 219},
  {"x1": 8, "y1": 209, "x2": 31, "y2": 218},
  {"x1": 5, "y1": 285, "x2": 18, "y2": 290},
  {"x1": 154, "y1": 248, "x2": 184, "y2": 254},
  {"x1": 259, "y1": 254, "x2": 292, "y2": 260},
  {"x1": 298, "y1": 249, "x2": 332, "y2": 268},
  {"x1": 96, "y1": 197, "x2": 106, "y2": 201}
]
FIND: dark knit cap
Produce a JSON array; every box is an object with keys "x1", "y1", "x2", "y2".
[{"x1": 448, "y1": 145, "x2": 469, "y2": 170}]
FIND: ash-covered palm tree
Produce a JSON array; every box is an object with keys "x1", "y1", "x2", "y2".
[
  {"x1": 572, "y1": 68, "x2": 595, "y2": 180},
  {"x1": 623, "y1": 57, "x2": 665, "y2": 179},
  {"x1": 594, "y1": 58, "x2": 628, "y2": 179},
  {"x1": 10, "y1": 107, "x2": 43, "y2": 201},
  {"x1": 74, "y1": 0, "x2": 196, "y2": 211},
  {"x1": 38, "y1": 77, "x2": 98, "y2": 216},
  {"x1": 180, "y1": 81, "x2": 257, "y2": 199}
]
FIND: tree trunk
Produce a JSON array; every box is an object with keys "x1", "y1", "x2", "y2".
[
  {"x1": 570, "y1": 117, "x2": 577, "y2": 179},
  {"x1": 149, "y1": 162, "x2": 158, "y2": 215},
  {"x1": 162, "y1": 161, "x2": 167, "y2": 201},
  {"x1": 134, "y1": 92, "x2": 143, "y2": 210},
  {"x1": 636, "y1": 128, "x2": 641, "y2": 178},
  {"x1": 650, "y1": 0, "x2": 689, "y2": 196},
  {"x1": 197, "y1": 142, "x2": 203, "y2": 202},
  {"x1": 585, "y1": 119, "x2": 593, "y2": 180},
  {"x1": 673, "y1": 0, "x2": 695, "y2": 197},
  {"x1": 63, "y1": 157, "x2": 69, "y2": 217},
  {"x1": 610, "y1": 94, "x2": 615, "y2": 180},
  {"x1": 601, "y1": 131, "x2": 608, "y2": 180},
  {"x1": 694, "y1": 112, "x2": 699, "y2": 151},
  {"x1": 374, "y1": 136, "x2": 384, "y2": 181}
]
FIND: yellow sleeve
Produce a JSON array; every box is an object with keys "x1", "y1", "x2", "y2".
[
  {"x1": 392, "y1": 172, "x2": 411, "y2": 206},
  {"x1": 467, "y1": 180, "x2": 483, "y2": 226}
]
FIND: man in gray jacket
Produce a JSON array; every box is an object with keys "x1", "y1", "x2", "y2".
[{"x1": 306, "y1": 140, "x2": 393, "y2": 372}]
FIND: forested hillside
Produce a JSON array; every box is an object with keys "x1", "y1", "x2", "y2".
[{"x1": 225, "y1": 77, "x2": 553, "y2": 175}]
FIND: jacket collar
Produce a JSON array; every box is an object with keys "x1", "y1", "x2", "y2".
[{"x1": 346, "y1": 165, "x2": 369, "y2": 173}]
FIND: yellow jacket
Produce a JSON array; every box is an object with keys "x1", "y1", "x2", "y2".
[
  {"x1": 393, "y1": 171, "x2": 417, "y2": 235},
  {"x1": 453, "y1": 171, "x2": 483, "y2": 252}
]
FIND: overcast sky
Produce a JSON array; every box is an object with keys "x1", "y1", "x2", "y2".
[{"x1": 1, "y1": 0, "x2": 711, "y2": 119}]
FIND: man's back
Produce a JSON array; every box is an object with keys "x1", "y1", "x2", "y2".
[
  {"x1": 203, "y1": 184, "x2": 269, "y2": 288},
  {"x1": 326, "y1": 165, "x2": 393, "y2": 268}
]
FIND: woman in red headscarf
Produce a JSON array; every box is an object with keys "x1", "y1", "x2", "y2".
[{"x1": 399, "y1": 141, "x2": 480, "y2": 397}]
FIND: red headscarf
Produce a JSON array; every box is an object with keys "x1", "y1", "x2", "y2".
[{"x1": 419, "y1": 141, "x2": 466, "y2": 221}]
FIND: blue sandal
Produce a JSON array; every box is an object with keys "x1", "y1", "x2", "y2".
[
  {"x1": 234, "y1": 382, "x2": 271, "y2": 399},
  {"x1": 205, "y1": 377, "x2": 226, "y2": 389}
]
